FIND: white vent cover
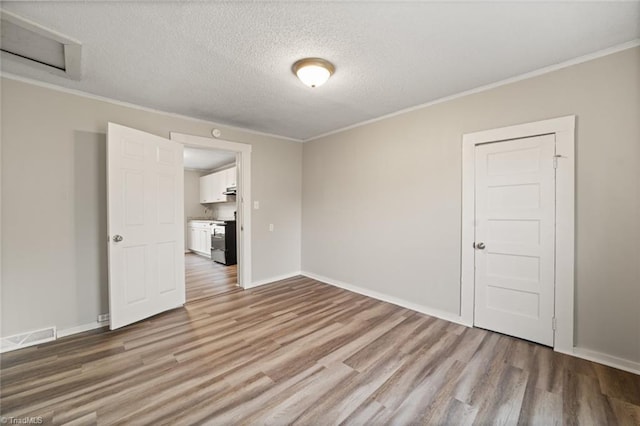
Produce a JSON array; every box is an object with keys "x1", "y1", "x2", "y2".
[
  {"x1": 1, "y1": 9, "x2": 81, "y2": 79},
  {"x1": 1, "y1": 326, "x2": 57, "y2": 353}
]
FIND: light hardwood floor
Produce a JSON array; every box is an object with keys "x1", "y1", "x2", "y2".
[
  {"x1": 185, "y1": 253, "x2": 238, "y2": 303},
  {"x1": 1, "y1": 260, "x2": 639, "y2": 425}
]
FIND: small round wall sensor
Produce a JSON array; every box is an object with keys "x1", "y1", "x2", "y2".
[{"x1": 211, "y1": 128, "x2": 222, "y2": 138}]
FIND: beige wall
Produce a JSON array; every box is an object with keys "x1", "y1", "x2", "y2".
[
  {"x1": 212, "y1": 201, "x2": 237, "y2": 220},
  {"x1": 0, "y1": 78, "x2": 302, "y2": 337},
  {"x1": 184, "y1": 170, "x2": 205, "y2": 221},
  {"x1": 302, "y1": 47, "x2": 640, "y2": 363}
]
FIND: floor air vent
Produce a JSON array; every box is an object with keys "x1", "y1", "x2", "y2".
[
  {"x1": 0, "y1": 9, "x2": 81, "y2": 79},
  {"x1": 1, "y1": 326, "x2": 56, "y2": 353}
]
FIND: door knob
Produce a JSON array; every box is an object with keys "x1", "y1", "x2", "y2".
[
  {"x1": 475, "y1": 242, "x2": 485, "y2": 250},
  {"x1": 113, "y1": 235, "x2": 124, "y2": 242}
]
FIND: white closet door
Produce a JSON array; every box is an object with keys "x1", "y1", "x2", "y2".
[{"x1": 474, "y1": 134, "x2": 556, "y2": 346}]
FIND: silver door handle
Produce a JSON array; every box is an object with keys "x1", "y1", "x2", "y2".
[
  {"x1": 113, "y1": 235, "x2": 124, "y2": 242},
  {"x1": 475, "y1": 242, "x2": 485, "y2": 250}
]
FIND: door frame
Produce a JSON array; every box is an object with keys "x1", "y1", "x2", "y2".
[
  {"x1": 461, "y1": 115, "x2": 575, "y2": 352},
  {"x1": 170, "y1": 132, "x2": 252, "y2": 289}
]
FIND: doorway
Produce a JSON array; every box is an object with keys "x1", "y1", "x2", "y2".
[
  {"x1": 460, "y1": 116, "x2": 575, "y2": 352},
  {"x1": 183, "y1": 146, "x2": 240, "y2": 302},
  {"x1": 171, "y1": 132, "x2": 252, "y2": 291}
]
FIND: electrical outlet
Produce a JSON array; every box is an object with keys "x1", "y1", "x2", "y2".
[{"x1": 98, "y1": 313, "x2": 110, "y2": 323}]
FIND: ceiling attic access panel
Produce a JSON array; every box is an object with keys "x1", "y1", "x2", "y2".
[{"x1": 0, "y1": 9, "x2": 81, "y2": 79}]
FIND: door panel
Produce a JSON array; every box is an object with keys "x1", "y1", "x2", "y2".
[
  {"x1": 474, "y1": 134, "x2": 555, "y2": 346},
  {"x1": 124, "y1": 170, "x2": 145, "y2": 225},
  {"x1": 158, "y1": 241, "x2": 177, "y2": 294},
  {"x1": 486, "y1": 286, "x2": 539, "y2": 318},
  {"x1": 488, "y1": 219, "x2": 540, "y2": 245},
  {"x1": 123, "y1": 245, "x2": 147, "y2": 304},
  {"x1": 487, "y1": 183, "x2": 541, "y2": 209},
  {"x1": 107, "y1": 123, "x2": 185, "y2": 330},
  {"x1": 158, "y1": 174, "x2": 177, "y2": 224}
]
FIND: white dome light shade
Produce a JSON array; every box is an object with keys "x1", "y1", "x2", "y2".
[
  {"x1": 296, "y1": 65, "x2": 330, "y2": 87},
  {"x1": 292, "y1": 58, "x2": 335, "y2": 88}
]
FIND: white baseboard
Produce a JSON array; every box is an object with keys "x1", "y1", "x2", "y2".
[
  {"x1": 301, "y1": 270, "x2": 470, "y2": 327},
  {"x1": 246, "y1": 271, "x2": 302, "y2": 289},
  {"x1": 556, "y1": 347, "x2": 640, "y2": 376},
  {"x1": 57, "y1": 320, "x2": 109, "y2": 338}
]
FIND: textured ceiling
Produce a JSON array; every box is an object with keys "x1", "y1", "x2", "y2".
[
  {"x1": 1, "y1": 2, "x2": 639, "y2": 141},
  {"x1": 184, "y1": 146, "x2": 235, "y2": 171}
]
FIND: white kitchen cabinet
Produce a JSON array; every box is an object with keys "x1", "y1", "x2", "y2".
[
  {"x1": 204, "y1": 228, "x2": 212, "y2": 253},
  {"x1": 199, "y1": 166, "x2": 236, "y2": 204},
  {"x1": 199, "y1": 173, "x2": 217, "y2": 203},
  {"x1": 188, "y1": 226, "x2": 197, "y2": 251},
  {"x1": 211, "y1": 172, "x2": 227, "y2": 203},
  {"x1": 187, "y1": 221, "x2": 212, "y2": 257},
  {"x1": 225, "y1": 166, "x2": 237, "y2": 188}
]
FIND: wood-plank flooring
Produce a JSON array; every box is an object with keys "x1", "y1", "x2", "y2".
[
  {"x1": 185, "y1": 253, "x2": 238, "y2": 302},
  {"x1": 1, "y1": 265, "x2": 639, "y2": 425}
]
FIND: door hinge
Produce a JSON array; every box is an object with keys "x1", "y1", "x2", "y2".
[{"x1": 552, "y1": 317, "x2": 557, "y2": 330}]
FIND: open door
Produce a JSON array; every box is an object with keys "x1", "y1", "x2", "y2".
[{"x1": 107, "y1": 123, "x2": 185, "y2": 330}]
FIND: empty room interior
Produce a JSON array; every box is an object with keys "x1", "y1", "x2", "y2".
[{"x1": 1, "y1": 2, "x2": 639, "y2": 424}]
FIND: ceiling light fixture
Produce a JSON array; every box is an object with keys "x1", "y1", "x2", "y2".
[{"x1": 292, "y1": 57, "x2": 335, "y2": 88}]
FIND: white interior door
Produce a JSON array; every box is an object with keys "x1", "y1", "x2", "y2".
[
  {"x1": 107, "y1": 123, "x2": 185, "y2": 330},
  {"x1": 474, "y1": 134, "x2": 556, "y2": 346}
]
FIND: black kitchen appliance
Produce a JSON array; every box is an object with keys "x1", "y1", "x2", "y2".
[{"x1": 211, "y1": 221, "x2": 237, "y2": 265}]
